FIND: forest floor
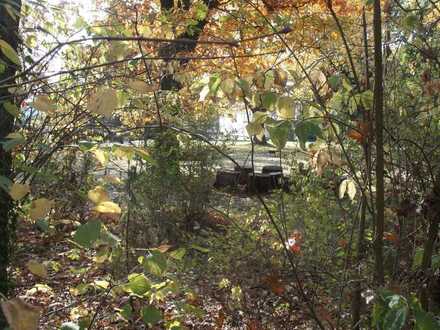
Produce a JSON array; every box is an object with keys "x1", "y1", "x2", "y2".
[
  {"x1": 11, "y1": 204, "x2": 315, "y2": 329},
  {"x1": 10, "y1": 141, "x2": 316, "y2": 329}
]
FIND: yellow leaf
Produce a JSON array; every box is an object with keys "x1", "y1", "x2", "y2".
[
  {"x1": 102, "y1": 175, "x2": 122, "y2": 185},
  {"x1": 26, "y1": 260, "x2": 48, "y2": 278},
  {"x1": 32, "y1": 95, "x2": 56, "y2": 115},
  {"x1": 29, "y1": 198, "x2": 53, "y2": 220},
  {"x1": 87, "y1": 88, "x2": 118, "y2": 118},
  {"x1": 94, "y1": 279, "x2": 110, "y2": 289},
  {"x1": 274, "y1": 69, "x2": 288, "y2": 87},
  {"x1": 253, "y1": 71, "x2": 266, "y2": 89},
  {"x1": 134, "y1": 147, "x2": 150, "y2": 160},
  {"x1": 25, "y1": 284, "x2": 54, "y2": 297},
  {"x1": 92, "y1": 149, "x2": 107, "y2": 166},
  {"x1": 311, "y1": 149, "x2": 330, "y2": 176},
  {"x1": 5, "y1": 132, "x2": 22, "y2": 139},
  {"x1": 1, "y1": 298, "x2": 41, "y2": 330},
  {"x1": 9, "y1": 183, "x2": 30, "y2": 201},
  {"x1": 88, "y1": 186, "x2": 110, "y2": 204},
  {"x1": 246, "y1": 122, "x2": 264, "y2": 137},
  {"x1": 70, "y1": 305, "x2": 89, "y2": 320},
  {"x1": 220, "y1": 78, "x2": 235, "y2": 96},
  {"x1": 277, "y1": 96, "x2": 295, "y2": 119},
  {"x1": 0, "y1": 39, "x2": 20, "y2": 66},
  {"x1": 310, "y1": 70, "x2": 326, "y2": 87},
  {"x1": 93, "y1": 201, "x2": 121, "y2": 214},
  {"x1": 128, "y1": 79, "x2": 158, "y2": 93}
]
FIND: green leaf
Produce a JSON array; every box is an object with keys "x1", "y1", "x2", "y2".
[
  {"x1": 1, "y1": 132, "x2": 25, "y2": 151},
  {"x1": 141, "y1": 306, "x2": 162, "y2": 326},
  {"x1": 120, "y1": 303, "x2": 132, "y2": 320},
  {"x1": 237, "y1": 79, "x2": 251, "y2": 97},
  {"x1": 74, "y1": 220, "x2": 102, "y2": 248},
  {"x1": 2, "y1": 4, "x2": 20, "y2": 21},
  {"x1": 261, "y1": 91, "x2": 278, "y2": 110},
  {"x1": 35, "y1": 219, "x2": 49, "y2": 233},
  {"x1": 267, "y1": 120, "x2": 290, "y2": 150},
  {"x1": 372, "y1": 299, "x2": 387, "y2": 329},
  {"x1": 190, "y1": 244, "x2": 209, "y2": 253},
  {"x1": 432, "y1": 255, "x2": 440, "y2": 269},
  {"x1": 383, "y1": 307, "x2": 407, "y2": 330},
  {"x1": 411, "y1": 297, "x2": 440, "y2": 330},
  {"x1": 402, "y1": 14, "x2": 419, "y2": 31},
  {"x1": 413, "y1": 248, "x2": 423, "y2": 270},
  {"x1": 194, "y1": 2, "x2": 208, "y2": 20},
  {"x1": 295, "y1": 121, "x2": 322, "y2": 149},
  {"x1": 126, "y1": 273, "x2": 151, "y2": 295},
  {"x1": 169, "y1": 248, "x2": 186, "y2": 261},
  {"x1": 100, "y1": 228, "x2": 120, "y2": 247},
  {"x1": 3, "y1": 101, "x2": 20, "y2": 117},
  {"x1": 360, "y1": 90, "x2": 373, "y2": 110},
  {"x1": 0, "y1": 175, "x2": 12, "y2": 193},
  {"x1": 208, "y1": 74, "x2": 222, "y2": 95},
  {"x1": 0, "y1": 39, "x2": 20, "y2": 66},
  {"x1": 327, "y1": 75, "x2": 341, "y2": 90},
  {"x1": 140, "y1": 250, "x2": 167, "y2": 276},
  {"x1": 415, "y1": 313, "x2": 439, "y2": 330},
  {"x1": 342, "y1": 78, "x2": 353, "y2": 91},
  {"x1": 78, "y1": 141, "x2": 96, "y2": 152}
]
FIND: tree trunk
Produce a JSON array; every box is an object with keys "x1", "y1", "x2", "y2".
[
  {"x1": 373, "y1": 0, "x2": 385, "y2": 285},
  {"x1": 0, "y1": 0, "x2": 21, "y2": 327},
  {"x1": 352, "y1": 10, "x2": 371, "y2": 329},
  {"x1": 420, "y1": 172, "x2": 440, "y2": 310},
  {"x1": 159, "y1": 0, "x2": 216, "y2": 90}
]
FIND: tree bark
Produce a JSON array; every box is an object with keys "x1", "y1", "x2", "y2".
[
  {"x1": 373, "y1": 0, "x2": 385, "y2": 285},
  {"x1": 420, "y1": 172, "x2": 440, "y2": 310},
  {"x1": 352, "y1": 10, "x2": 371, "y2": 329},
  {"x1": 0, "y1": 0, "x2": 21, "y2": 327},
  {"x1": 159, "y1": 0, "x2": 216, "y2": 90}
]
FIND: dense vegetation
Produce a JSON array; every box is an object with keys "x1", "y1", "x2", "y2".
[{"x1": 1, "y1": 0, "x2": 440, "y2": 329}]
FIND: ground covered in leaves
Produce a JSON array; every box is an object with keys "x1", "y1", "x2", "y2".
[{"x1": 11, "y1": 193, "x2": 318, "y2": 329}]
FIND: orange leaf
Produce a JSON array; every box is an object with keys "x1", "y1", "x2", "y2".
[
  {"x1": 290, "y1": 244, "x2": 301, "y2": 254},
  {"x1": 347, "y1": 129, "x2": 364, "y2": 143},
  {"x1": 263, "y1": 274, "x2": 285, "y2": 296},
  {"x1": 247, "y1": 319, "x2": 263, "y2": 330},
  {"x1": 384, "y1": 232, "x2": 398, "y2": 243},
  {"x1": 215, "y1": 310, "x2": 225, "y2": 329},
  {"x1": 156, "y1": 244, "x2": 173, "y2": 253},
  {"x1": 338, "y1": 239, "x2": 348, "y2": 248}
]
